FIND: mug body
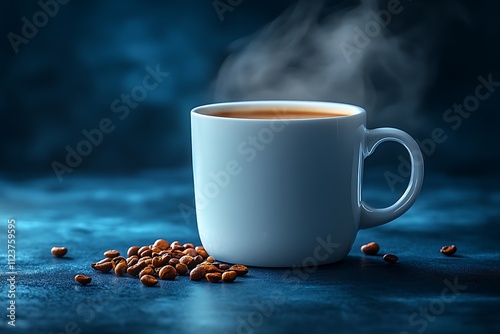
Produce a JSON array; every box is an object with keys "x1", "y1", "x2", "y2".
[{"x1": 191, "y1": 101, "x2": 366, "y2": 267}]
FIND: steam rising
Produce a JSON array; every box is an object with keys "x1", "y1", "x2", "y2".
[{"x1": 214, "y1": 1, "x2": 440, "y2": 129}]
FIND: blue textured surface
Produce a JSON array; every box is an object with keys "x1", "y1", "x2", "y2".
[{"x1": 0, "y1": 168, "x2": 499, "y2": 334}]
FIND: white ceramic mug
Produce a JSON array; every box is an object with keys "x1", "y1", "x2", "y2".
[{"x1": 191, "y1": 101, "x2": 423, "y2": 267}]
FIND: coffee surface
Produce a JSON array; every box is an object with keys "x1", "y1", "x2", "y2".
[{"x1": 211, "y1": 110, "x2": 351, "y2": 119}]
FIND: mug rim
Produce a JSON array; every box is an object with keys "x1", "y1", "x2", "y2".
[{"x1": 191, "y1": 100, "x2": 365, "y2": 121}]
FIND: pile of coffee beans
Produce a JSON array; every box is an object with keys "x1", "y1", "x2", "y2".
[{"x1": 89, "y1": 239, "x2": 248, "y2": 287}]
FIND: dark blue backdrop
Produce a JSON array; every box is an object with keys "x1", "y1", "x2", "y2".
[{"x1": 1, "y1": 0, "x2": 499, "y2": 178}]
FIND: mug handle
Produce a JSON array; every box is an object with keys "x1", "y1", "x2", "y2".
[{"x1": 359, "y1": 128, "x2": 424, "y2": 229}]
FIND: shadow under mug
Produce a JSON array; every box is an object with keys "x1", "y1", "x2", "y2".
[{"x1": 191, "y1": 101, "x2": 424, "y2": 267}]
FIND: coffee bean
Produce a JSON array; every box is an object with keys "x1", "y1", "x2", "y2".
[
  {"x1": 127, "y1": 256, "x2": 139, "y2": 266},
  {"x1": 161, "y1": 253, "x2": 172, "y2": 262},
  {"x1": 229, "y1": 264, "x2": 248, "y2": 276},
  {"x1": 361, "y1": 242, "x2": 380, "y2": 255},
  {"x1": 153, "y1": 239, "x2": 170, "y2": 250},
  {"x1": 96, "y1": 258, "x2": 112, "y2": 264},
  {"x1": 137, "y1": 246, "x2": 150, "y2": 256},
  {"x1": 170, "y1": 250, "x2": 184, "y2": 259},
  {"x1": 179, "y1": 255, "x2": 196, "y2": 270},
  {"x1": 104, "y1": 250, "x2": 120, "y2": 258},
  {"x1": 139, "y1": 249, "x2": 153, "y2": 258},
  {"x1": 114, "y1": 260, "x2": 127, "y2": 276},
  {"x1": 140, "y1": 274, "x2": 158, "y2": 287},
  {"x1": 159, "y1": 265, "x2": 177, "y2": 280},
  {"x1": 152, "y1": 256, "x2": 161, "y2": 268},
  {"x1": 189, "y1": 267, "x2": 206, "y2": 281},
  {"x1": 175, "y1": 263, "x2": 189, "y2": 276},
  {"x1": 150, "y1": 246, "x2": 162, "y2": 254},
  {"x1": 206, "y1": 256, "x2": 215, "y2": 263},
  {"x1": 127, "y1": 246, "x2": 140, "y2": 257},
  {"x1": 172, "y1": 244, "x2": 185, "y2": 251},
  {"x1": 183, "y1": 243, "x2": 195, "y2": 249},
  {"x1": 222, "y1": 271, "x2": 237, "y2": 283},
  {"x1": 183, "y1": 248, "x2": 198, "y2": 257},
  {"x1": 74, "y1": 274, "x2": 92, "y2": 285},
  {"x1": 440, "y1": 245, "x2": 457, "y2": 256},
  {"x1": 127, "y1": 261, "x2": 148, "y2": 276},
  {"x1": 199, "y1": 264, "x2": 223, "y2": 273},
  {"x1": 219, "y1": 264, "x2": 230, "y2": 271},
  {"x1": 111, "y1": 256, "x2": 126, "y2": 267},
  {"x1": 91, "y1": 261, "x2": 113, "y2": 273},
  {"x1": 205, "y1": 272, "x2": 222, "y2": 283},
  {"x1": 169, "y1": 258, "x2": 180, "y2": 266},
  {"x1": 171, "y1": 241, "x2": 184, "y2": 251},
  {"x1": 139, "y1": 266, "x2": 155, "y2": 278},
  {"x1": 193, "y1": 255, "x2": 204, "y2": 264},
  {"x1": 51, "y1": 247, "x2": 67, "y2": 258},
  {"x1": 383, "y1": 254, "x2": 398, "y2": 263},
  {"x1": 196, "y1": 249, "x2": 209, "y2": 258}
]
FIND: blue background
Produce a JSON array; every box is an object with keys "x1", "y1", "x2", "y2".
[{"x1": 1, "y1": 0, "x2": 499, "y2": 178}]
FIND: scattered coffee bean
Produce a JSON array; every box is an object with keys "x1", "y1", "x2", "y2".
[
  {"x1": 183, "y1": 243, "x2": 195, "y2": 249},
  {"x1": 159, "y1": 265, "x2": 177, "y2": 280},
  {"x1": 104, "y1": 250, "x2": 120, "y2": 258},
  {"x1": 361, "y1": 242, "x2": 380, "y2": 255},
  {"x1": 206, "y1": 256, "x2": 215, "y2": 263},
  {"x1": 193, "y1": 255, "x2": 204, "y2": 264},
  {"x1": 222, "y1": 271, "x2": 238, "y2": 283},
  {"x1": 140, "y1": 274, "x2": 158, "y2": 287},
  {"x1": 91, "y1": 261, "x2": 113, "y2": 273},
  {"x1": 189, "y1": 266, "x2": 206, "y2": 281},
  {"x1": 383, "y1": 254, "x2": 398, "y2": 263},
  {"x1": 74, "y1": 274, "x2": 91, "y2": 285},
  {"x1": 206, "y1": 272, "x2": 222, "y2": 283},
  {"x1": 219, "y1": 263, "x2": 230, "y2": 271},
  {"x1": 229, "y1": 264, "x2": 248, "y2": 276},
  {"x1": 51, "y1": 247, "x2": 67, "y2": 258},
  {"x1": 440, "y1": 245, "x2": 457, "y2": 256}
]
